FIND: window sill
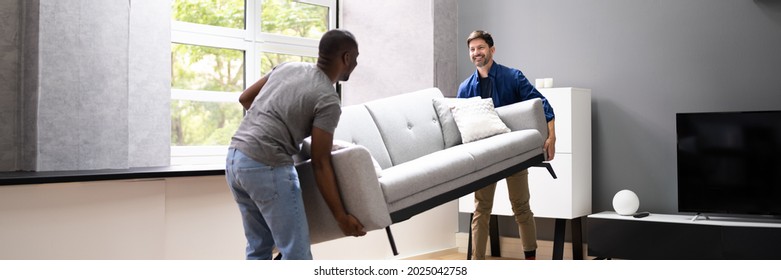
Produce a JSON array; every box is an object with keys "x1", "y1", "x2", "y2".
[{"x1": 0, "y1": 165, "x2": 225, "y2": 186}]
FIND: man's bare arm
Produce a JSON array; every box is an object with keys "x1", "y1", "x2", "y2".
[
  {"x1": 239, "y1": 73, "x2": 271, "y2": 110},
  {"x1": 544, "y1": 119, "x2": 556, "y2": 161}
]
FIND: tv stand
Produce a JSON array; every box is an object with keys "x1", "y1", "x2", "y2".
[
  {"x1": 691, "y1": 213, "x2": 710, "y2": 222},
  {"x1": 588, "y1": 211, "x2": 781, "y2": 259}
]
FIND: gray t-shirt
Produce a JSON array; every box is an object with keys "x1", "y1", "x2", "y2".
[{"x1": 230, "y1": 62, "x2": 341, "y2": 166}]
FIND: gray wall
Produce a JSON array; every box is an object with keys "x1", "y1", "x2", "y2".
[
  {"x1": 433, "y1": 0, "x2": 459, "y2": 98},
  {"x1": 19, "y1": 0, "x2": 38, "y2": 172},
  {"x1": 37, "y1": 1, "x2": 130, "y2": 170},
  {"x1": 1, "y1": 0, "x2": 170, "y2": 171},
  {"x1": 0, "y1": 0, "x2": 21, "y2": 171},
  {"x1": 458, "y1": 0, "x2": 781, "y2": 218}
]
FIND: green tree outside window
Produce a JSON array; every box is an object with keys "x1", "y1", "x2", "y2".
[{"x1": 171, "y1": 0, "x2": 328, "y2": 146}]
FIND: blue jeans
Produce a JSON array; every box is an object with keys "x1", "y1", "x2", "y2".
[{"x1": 225, "y1": 148, "x2": 313, "y2": 260}]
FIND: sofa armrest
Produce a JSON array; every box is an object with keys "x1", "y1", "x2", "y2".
[
  {"x1": 495, "y1": 98, "x2": 549, "y2": 142},
  {"x1": 296, "y1": 145, "x2": 392, "y2": 244}
]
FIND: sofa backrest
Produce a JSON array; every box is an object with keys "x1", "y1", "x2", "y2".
[
  {"x1": 334, "y1": 105, "x2": 394, "y2": 169},
  {"x1": 363, "y1": 88, "x2": 446, "y2": 166}
]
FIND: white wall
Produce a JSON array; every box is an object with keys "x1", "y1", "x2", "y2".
[
  {"x1": 339, "y1": 0, "x2": 459, "y2": 104},
  {"x1": 0, "y1": 177, "x2": 238, "y2": 260},
  {"x1": 339, "y1": 0, "x2": 433, "y2": 105},
  {"x1": 0, "y1": 176, "x2": 456, "y2": 260}
]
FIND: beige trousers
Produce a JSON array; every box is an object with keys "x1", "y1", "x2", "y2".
[{"x1": 471, "y1": 169, "x2": 537, "y2": 260}]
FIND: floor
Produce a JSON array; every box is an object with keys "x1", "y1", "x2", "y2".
[
  {"x1": 403, "y1": 248, "x2": 522, "y2": 260},
  {"x1": 403, "y1": 239, "x2": 592, "y2": 260}
]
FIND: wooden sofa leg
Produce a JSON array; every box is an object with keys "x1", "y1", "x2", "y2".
[{"x1": 386, "y1": 227, "x2": 399, "y2": 256}]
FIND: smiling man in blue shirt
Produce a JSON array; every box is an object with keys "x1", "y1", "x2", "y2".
[{"x1": 458, "y1": 30, "x2": 556, "y2": 260}]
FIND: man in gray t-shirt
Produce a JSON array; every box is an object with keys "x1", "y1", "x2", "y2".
[
  {"x1": 230, "y1": 62, "x2": 342, "y2": 166},
  {"x1": 225, "y1": 29, "x2": 364, "y2": 260}
]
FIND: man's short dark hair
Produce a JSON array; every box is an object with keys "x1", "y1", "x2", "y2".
[
  {"x1": 319, "y1": 29, "x2": 358, "y2": 59},
  {"x1": 467, "y1": 30, "x2": 494, "y2": 47}
]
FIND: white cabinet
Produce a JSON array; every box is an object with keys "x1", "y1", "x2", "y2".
[
  {"x1": 529, "y1": 87, "x2": 592, "y2": 219},
  {"x1": 458, "y1": 87, "x2": 592, "y2": 259},
  {"x1": 458, "y1": 87, "x2": 592, "y2": 219}
]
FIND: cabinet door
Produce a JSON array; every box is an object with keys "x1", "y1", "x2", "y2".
[
  {"x1": 529, "y1": 154, "x2": 574, "y2": 219},
  {"x1": 457, "y1": 155, "x2": 574, "y2": 219}
]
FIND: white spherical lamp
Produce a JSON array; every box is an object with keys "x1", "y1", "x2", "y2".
[{"x1": 613, "y1": 189, "x2": 640, "y2": 216}]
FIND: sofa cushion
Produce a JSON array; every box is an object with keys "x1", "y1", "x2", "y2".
[
  {"x1": 448, "y1": 129, "x2": 543, "y2": 170},
  {"x1": 432, "y1": 97, "x2": 479, "y2": 148},
  {"x1": 364, "y1": 88, "x2": 446, "y2": 166},
  {"x1": 450, "y1": 98, "x2": 511, "y2": 143},
  {"x1": 378, "y1": 147, "x2": 475, "y2": 205},
  {"x1": 381, "y1": 129, "x2": 543, "y2": 210},
  {"x1": 384, "y1": 149, "x2": 542, "y2": 213}
]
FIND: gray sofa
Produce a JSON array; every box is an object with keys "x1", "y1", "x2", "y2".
[{"x1": 295, "y1": 87, "x2": 550, "y2": 255}]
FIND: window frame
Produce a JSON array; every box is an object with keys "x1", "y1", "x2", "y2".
[{"x1": 170, "y1": 0, "x2": 337, "y2": 166}]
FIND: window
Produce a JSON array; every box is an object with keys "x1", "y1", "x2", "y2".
[{"x1": 170, "y1": 0, "x2": 337, "y2": 165}]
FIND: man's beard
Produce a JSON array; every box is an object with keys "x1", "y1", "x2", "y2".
[{"x1": 473, "y1": 55, "x2": 487, "y2": 67}]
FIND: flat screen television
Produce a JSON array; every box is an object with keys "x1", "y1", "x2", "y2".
[{"x1": 677, "y1": 110, "x2": 781, "y2": 217}]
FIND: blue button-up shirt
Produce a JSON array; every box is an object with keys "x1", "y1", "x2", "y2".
[{"x1": 457, "y1": 61, "x2": 555, "y2": 122}]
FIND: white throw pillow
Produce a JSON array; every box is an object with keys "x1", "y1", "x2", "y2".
[
  {"x1": 432, "y1": 97, "x2": 480, "y2": 148},
  {"x1": 449, "y1": 98, "x2": 511, "y2": 143}
]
